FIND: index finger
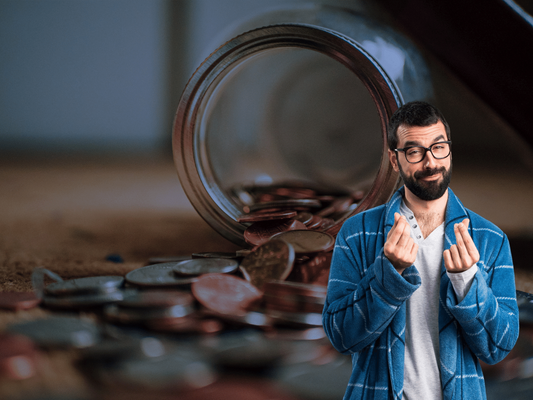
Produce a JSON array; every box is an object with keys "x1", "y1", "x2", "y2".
[{"x1": 456, "y1": 219, "x2": 478, "y2": 255}]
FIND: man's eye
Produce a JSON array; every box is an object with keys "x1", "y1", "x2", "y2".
[
  {"x1": 406, "y1": 148, "x2": 421, "y2": 156},
  {"x1": 433, "y1": 145, "x2": 445, "y2": 150}
]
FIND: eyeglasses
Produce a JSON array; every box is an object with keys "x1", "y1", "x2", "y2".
[{"x1": 394, "y1": 141, "x2": 452, "y2": 164}]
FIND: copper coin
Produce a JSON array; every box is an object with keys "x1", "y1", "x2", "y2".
[
  {"x1": 293, "y1": 211, "x2": 313, "y2": 225},
  {"x1": 263, "y1": 294, "x2": 325, "y2": 314},
  {"x1": 120, "y1": 290, "x2": 194, "y2": 309},
  {"x1": 315, "y1": 196, "x2": 353, "y2": 217},
  {"x1": 147, "y1": 316, "x2": 224, "y2": 334},
  {"x1": 44, "y1": 275, "x2": 124, "y2": 296},
  {"x1": 245, "y1": 199, "x2": 321, "y2": 214},
  {"x1": 0, "y1": 333, "x2": 38, "y2": 380},
  {"x1": 103, "y1": 303, "x2": 195, "y2": 324},
  {"x1": 263, "y1": 280, "x2": 327, "y2": 298},
  {"x1": 191, "y1": 273, "x2": 263, "y2": 316},
  {"x1": 289, "y1": 252, "x2": 332, "y2": 285},
  {"x1": 172, "y1": 258, "x2": 239, "y2": 276},
  {"x1": 270, "y1": 186, "x2": 317, "y2": 199},
  {"x1": 125, "y1": 263, "x2": 198, "y2": 287},
  {"x1": 238, "y1": 210, "x2": 298, "y2": 223},
  {"x1": 271, "y1": 230, "x2": 335, "y2": 254},
  {"x1": 305, "y1": 215, "x2": 324, "y2": 230},
  {"x1": 0, "y1": 292, "x2": 41, "y2": 311},
  {"x1": 239, "y1": 240, "x2": 295, "y2": 290},
  {"x1": 244, "y1": 219, "x2": 307, "y2": 246}
]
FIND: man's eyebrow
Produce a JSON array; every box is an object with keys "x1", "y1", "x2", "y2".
[{"x1": 403, "y1": 134, "x2": 446, "y2": 148}]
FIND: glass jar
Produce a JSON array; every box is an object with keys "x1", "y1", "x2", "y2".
[{"x1": 172, "y1": 4, "x2": 433, "y2": 246}]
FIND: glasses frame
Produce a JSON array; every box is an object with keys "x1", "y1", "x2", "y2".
[{"x1": 394, "y1": 141, "x2": 452, "y2": 164}]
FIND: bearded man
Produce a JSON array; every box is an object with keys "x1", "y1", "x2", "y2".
[{"x1": 322, "y1": 101, "x2": 519, "y2": 399}]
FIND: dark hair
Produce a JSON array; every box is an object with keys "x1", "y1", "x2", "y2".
[{"x1": 387, "y1": 101, "x2": 451, "y2": 150}]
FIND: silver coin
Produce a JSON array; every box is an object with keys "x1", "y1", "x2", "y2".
[
  {"x1": 125, "y1": 264, "x2": 198, "y2": 287},
  {"x1": 173, "y1": 258, "x2": 239, "y2": 276},
  {"x1": 6, "y1": 315, "x2": 100, "y2": 349},
  {"x1": 103, "y1": 302, "x2": 195, "y2": 324},
  {"x1": 119, "y1": 289, "x2": 194, "y2": 309},
  {"x1": 42, "y1": 288, "x2": 134, "y2": 309},
  {"x1": 44, "y1": 275, "x2": 124, "y2": 296}
]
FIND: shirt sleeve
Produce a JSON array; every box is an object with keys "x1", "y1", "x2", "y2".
[{"x1": 446, "y1": 264, "x2": 478, "y2": 302}]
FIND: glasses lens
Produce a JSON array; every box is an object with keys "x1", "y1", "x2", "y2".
[
  {"x1": 405, "y1": 147, "x2": 425, "y2": 163},
  {"x1": 430, "y1": 142, "x2": 450, "y2": 159}
]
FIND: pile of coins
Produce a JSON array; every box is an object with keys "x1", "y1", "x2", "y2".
[
  {"x1": 0, "y1": 228, "x2": 354, "y2": 399},
  {"x1": 232, "y1": 182, "x2": 364, "y2": 246}
]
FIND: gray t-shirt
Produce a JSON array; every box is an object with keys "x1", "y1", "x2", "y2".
[{"x1": 400, "y1": 201, "x2": 444, "y2": 400}]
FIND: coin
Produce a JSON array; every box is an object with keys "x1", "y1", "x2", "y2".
[
  {"x1": 0, "y1": 333, "x2": 39, "y2": 380},
  {"x1": 42, "y1": 288, "x2": 133, "y2": 309},
  {"x1": 264, "y1": 280, "x2": 327, "y2": 298},
  {"x1": 147, "y1": 316, "x2": 224, "y2": 335},
  {"x1": 44, "y1": 275, "x2": 125, "y2": 296},
  {"x1": 173, "y1": 258, "x2": 239, "y2": 276},
  {"x1": 288, "y1": 252, "x2": 332, "y2": 285},
  {"x1": 266, "y1": 310, "x2": 323, "y2": 328},
  {"x1": 244, "y1": 219, "x2": 307, "y2": 246},
  {"x1": 119, "y1": 289, "x2": 194, "y2": 309},
  {"x1": 125, "y1": 263, "x2": 198, "y2": 287},
  {"x1": 201, "y1": 309, "x2": 273, "y2": 329},
  {"x1": 239, "y1": 240, "x2": 295, "y2": 290},
  {"x1": 104, "y1": 349, "x2": 217, "y2": 391},
  {"x1": 293, "y1": 211, "x2": 313, "y2": 225},
  {"x1": 103, "y1": 302, "x2": 195, "y2": 324},
  {"x1": 0, "y1": 291, "x2": 41, "y2": 311},
  {"x1": 244, "y1": 199, "x2": 321, "y2": 214},
  {"x1": 192, "y1": 252, "x2": 241, "y2": 259},
  {"x1": 237, "y1": 210, "x2": 298, "y2": 223},
  {"x1": 191, "y1": 273, "x2": 263, "y2": 316},
  {"x1": 272, "y1": 230, "x2": 335, "y2": 254},
  {"x1": 6, "y1": 316, "x2": 100, "y2": 349},
  {"x1": 315, "y1": 196, "x2": 353, "y2": 217}
]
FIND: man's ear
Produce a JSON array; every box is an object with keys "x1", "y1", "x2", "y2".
[{"x1": 388, "y1": 149, "x2": 400, "y2": 172}]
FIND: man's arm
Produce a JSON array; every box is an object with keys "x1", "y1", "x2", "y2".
[
  {"x1": 444, "y1": 221, "x2": 519, "y2": 364},
  {"x1": 322, "y1": 214, "x2": 420, "y2": 354}
]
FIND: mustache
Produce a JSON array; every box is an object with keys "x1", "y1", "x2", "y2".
[{"x1": 414, "y1": 166, "x2": 447, "y2": 179}]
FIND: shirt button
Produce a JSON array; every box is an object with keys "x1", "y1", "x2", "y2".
[
  {"x1": 417, "y1": 235, "x2": 422, "y2": 239},
  {"x1": 409, "y1": 216, "x2": 414, "y2": 220},
  {"x1": 413, "y1": 224, "x2": 417, "y2": 228}
]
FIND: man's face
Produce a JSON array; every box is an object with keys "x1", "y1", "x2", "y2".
[{"x1": 389, "y1": 121, "x2": 452, "y2": 201}]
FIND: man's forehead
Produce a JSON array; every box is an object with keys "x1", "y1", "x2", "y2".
[{"x1": 397, "y1": 122, "x2": 446, "y2": 145}]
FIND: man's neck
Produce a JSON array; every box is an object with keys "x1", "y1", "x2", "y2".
[{"x1": 403, "y1": 187, "x2": 448, "y2": 238}]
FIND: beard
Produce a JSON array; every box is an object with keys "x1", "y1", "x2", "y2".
[{"x1": 398, "y1": 162, "x2": 452, "y2": 201}]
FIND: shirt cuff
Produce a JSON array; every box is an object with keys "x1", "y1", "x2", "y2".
[{"x1": 447, "y1": 264, "x2": 478, "y2": 302}]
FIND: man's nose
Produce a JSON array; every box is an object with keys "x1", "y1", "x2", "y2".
[{"x1": 423, "y1": 149, "x2": 438, "y2": 168}]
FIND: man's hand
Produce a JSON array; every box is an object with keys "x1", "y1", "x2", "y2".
[
  {"x1": 443, "y1": 218, "x2": 480, "y2": 273},
  {"x1": 384, "y1": 213, "x2": 419, "y2": 275}
]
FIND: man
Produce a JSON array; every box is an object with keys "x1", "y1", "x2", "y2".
[{"x1": 322, "y1": 101, "x2": 519, "y2": 399}]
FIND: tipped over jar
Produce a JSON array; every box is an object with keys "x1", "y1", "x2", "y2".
[{"x1": 172, "y1": 4, "x2": 433, "y2": 246}]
